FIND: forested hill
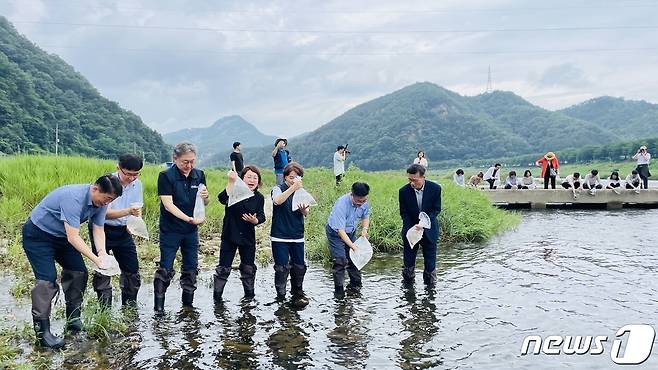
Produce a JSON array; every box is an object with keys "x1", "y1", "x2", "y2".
[
  {"x1": 0, "y1": 17, "x2": 169, "y2": 161},
  {"x1": 226, "y1": 82, "x2": 626, "y2": 171},
  {"x1": 558, "y1": 96, "x2": 658, "y2": 139}
]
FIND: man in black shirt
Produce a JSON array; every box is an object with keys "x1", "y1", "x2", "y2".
[{"x1": 230, "y1": 142, "x2": 244, "y2": 173}]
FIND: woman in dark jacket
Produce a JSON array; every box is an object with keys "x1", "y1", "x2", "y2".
[{"x1": 213, "y1": 165, "x2": 266, "y2": 302}]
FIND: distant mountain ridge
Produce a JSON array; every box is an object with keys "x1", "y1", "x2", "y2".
[
  {"x1": 163, "y1": 115, "x2": 276, "y2": 164},
  {"x1": 0, "y1": 17, "x2": 169, "y2": 161},
  {"x1": 214, "y1": 82, "x2": 654, "y2": 171}
]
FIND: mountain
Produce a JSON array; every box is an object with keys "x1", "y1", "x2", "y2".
[
  {"x1": 224, "y1": 82, "x2": 620, "y2": 171},
  {"x1": 0, "y1": 17, "x2": 169, "y2": 161},
  {"x1": 558, "y1": 96, "x2": 658, "y2": 139},
  {"x1": 162, "y1": 115, "x2": 276, "y2": 164}
]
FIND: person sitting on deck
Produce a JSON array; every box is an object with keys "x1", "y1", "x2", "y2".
[
  {"x1": 606, "y1": 171, "x2": 621, "y2": 189},
  {"x1": 625, "y1": 170, "x2": 644, "y2": 191},
  {"x1": 504, "y1": 171, "x2": 522, "y2": 189},
  {"x1": 562, "y1": 172, "x2": 582, "y2": 199},
  {"x1": 520, "y1": 170, "x2": 536, "y2": 189},
  {"x1": 582, "y1": 170, "x2": 603, "y2": 191}
]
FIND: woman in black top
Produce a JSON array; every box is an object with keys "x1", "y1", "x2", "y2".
[{"x1": 213, "y1": 165, "x2": 266, "y2": 301}]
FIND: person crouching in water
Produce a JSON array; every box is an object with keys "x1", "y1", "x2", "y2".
[
  {"x1": 214, "y1": 166, "x2": 265, "y2": 302},
  {"x1": 271, "y1": 163, "x2": 311, "y2": 306},
  {"x1": 326, "y1": 182, "x2": 371, "y2": 295},
  {"x1": 22, "y1": 175, "x2": 122, "y2": 348}
]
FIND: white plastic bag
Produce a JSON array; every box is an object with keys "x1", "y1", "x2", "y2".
[
  {"x1": 227, "y1": 175, "x2": 254, "y2": 207},
  {"x1": 419, "y1": 212, "x2": 431, "y2": 229},
  {"x1": 349, "y1": 236, "x2": 373, "y2": 270},
  {"x1": 93, "y1": 254, "x2": 121, "y2": 276},
  {"x1": 406, "y1": 227, "x2": 423, "y2": 247},
  {"x1": 126, "y1": 216, "x2": 149, "y2": 240},
  {"x1": 292, "y1": 188, "x2": 317, "y2": 211},
  {"x1": 193, "y1": 184, "x2": 207, "y2": 220}
]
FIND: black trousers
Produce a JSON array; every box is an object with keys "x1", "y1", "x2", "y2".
[{"x1": 544, "y1": 172, "x2": 556, "y2": 189}]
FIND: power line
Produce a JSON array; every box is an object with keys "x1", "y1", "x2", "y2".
[
  {"x1": 37, "y1": 44, "x2": 658, "y2": 56},
  {"x1": 10, "y1": 20, "x2": 658, "y2": 35}
]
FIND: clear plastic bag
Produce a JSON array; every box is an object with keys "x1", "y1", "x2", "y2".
[
  {"x1": 406, "y1": 227, "x2": 423, "y2": 247},
  {"x1": 292, "y1": 188, "x2": 317, "y2": 211},
  {"x1": 349, "y1": 236, "x2": 373, "y2": 270},
  {"x1": 126, "y1": 215, "x2": 149, "y2": 240},
  {"x1": 93, "y1": 254, "x2": 121, "y2": 276},
  {"x1": 419, "y1": 212, "x2": 431, "y2": 229},
  {"x1": 193, "y1": 184, "x2": 206, "y2": 220},
  {"x1": 227, "y1": 175, "x2": 254, "y2": 207}
]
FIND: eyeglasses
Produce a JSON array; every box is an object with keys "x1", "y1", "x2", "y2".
[
  {"x1": 119, "y1": 168, "x2": 141, "y2": 178},
  {"x1": 178, "y1": 159, "x2": 196, "y2": 166}
]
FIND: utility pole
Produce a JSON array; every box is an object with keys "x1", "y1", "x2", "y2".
[
  {"x1": 55, "y1": 122, "x2": 59, "y2": 156},
  {"x1": 485, "y1": 65, "x2": 493, "y2": 93}
]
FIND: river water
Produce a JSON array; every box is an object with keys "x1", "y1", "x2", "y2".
[{"x1": 1, "y1": 209, "x2": 657, "y2": 369}]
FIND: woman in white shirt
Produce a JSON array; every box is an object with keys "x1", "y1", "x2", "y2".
[
  {"x1": 453, "y1": 169, "x2": 465, "y2": 186},
  {"x1": 606, "y1": 171, "x2": 621, "y2": 189},
  {"x1": 413, "y1": 151, "x2": 428, "y2": 169},
  {"x1": 632, "y1": 145, "x2": 651, "y2": 189},
  {"x1": 520, "y1": 170, "x2": 536, "y2": 189}
]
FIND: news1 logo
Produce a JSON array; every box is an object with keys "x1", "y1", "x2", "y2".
[{"x1": 521, "y1": 324, "x2": 656, "y2": 365}]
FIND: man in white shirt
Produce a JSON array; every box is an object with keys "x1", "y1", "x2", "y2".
[
  {"x1": 483, "y1": 163, "x2": 501, "y2": 189},
  {"x1": 333, "y1": 145, "x2": 347, "y2": 186}
]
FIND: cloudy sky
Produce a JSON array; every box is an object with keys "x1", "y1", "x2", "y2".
[{"x1": 2, "y1": 0, "x2": 657, "y2": 137}]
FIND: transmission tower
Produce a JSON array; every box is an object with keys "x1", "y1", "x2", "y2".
[{"x1": 485, "y1": 65, "x2": 493, "y2": 93}]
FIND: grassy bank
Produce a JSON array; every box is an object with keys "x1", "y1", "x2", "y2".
[{"x1": 0, "y1": 155, "x2": 518, "y2": 280}]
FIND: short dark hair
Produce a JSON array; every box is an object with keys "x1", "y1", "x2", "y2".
[
  {"x1": 240, "y1": 165, "x2": 262, "y2": 186},
  {"x1": 509, "y1": 171, "x2": 517, "y2": 177},
  {"x1": 494, "y1": 163, "x2": 501, "y2": 168},
  {"x1": 591, "y1": 169, "x2": 598, "y2": 176},
  {"x1": 524, "y1": 170, "x2": 532, "y2": 177},
  {"x1": 406, "y1": 164, "x2": 426, "y2": 177},
  {"x1": 118, "y1": 153, "x2": 143, "y2": 171},
  {"x1": 456, "y1": 168, "x2": 464, "y2": 175},
  {"x1": 96, "y1": 174, "x2": 123, "y2": 198},
  {"x1": 283, "y1": 162, "x2": 304, "y2": 177},
  {"x1": 632, "y1": 169, "x2": 638, "y2": 175},
  {"x1": 233, "y1": 142, "x2": 241, "y2": 149},
  {"x1": 574, "y1": 172, "x2": 581, "y2": 178},
  {"x1": 337, "y1": 145, "x2": 345, "y2": 151},
  {"x1": 351, "y1": 182, "x2": 370, "y2": 197}
]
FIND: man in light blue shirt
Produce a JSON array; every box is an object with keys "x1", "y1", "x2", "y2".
[
  {"x1": 22, "y1": 175, "x2": 122, "y2": 349},
  {"x1": 89, "y1": 154, "x2": 144, "y2": 308},
  {"x1": 325, "y1": 182, "x2": 370, "y2": 294}
]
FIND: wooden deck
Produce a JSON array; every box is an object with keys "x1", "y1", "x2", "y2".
[{"x1": 481, "y1": 189, "x2": 658, "y2": 209}]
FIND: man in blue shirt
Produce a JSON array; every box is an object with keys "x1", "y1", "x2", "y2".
[
  {"x1": 154, "y1": 142, "x2": 209, "y2": 313},
  {"x1": 22, "y1": 175, "x2": 122, "y2": 349},
  {"x1": 399, "y1": 164, "x2": 442, "y2": 287},
  {"x1": 272, "y1": 138, "x2": 291, "y2": 186},
  {"x1": 89, "y1": 154, "x2": 144, "y2": 309},
  {"x1": 325, "y1": 182, "x2": 371, "y2": 294}
]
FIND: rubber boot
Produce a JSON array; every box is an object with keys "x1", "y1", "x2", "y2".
[
  {"x1": 92, "y1": 271, "x2": 112, "y2": 309},
  {"x1": 62, "y1": 269, "x2": 87, "y2": 333},
  {"x1": 154, "y1": 268, "x2": 174, "y2": 313},
  {"x1": 31, "y1": 280, "x2": 64, "y2": 349},
  {"x1": 239, "y1": 264, "x2": 256, "y2": 299},
  {"x1": 213, "y1": 266, "x2": 231, "y2": 303},
  {"x1": 180, "y1": 269, "x2": 198, "y2": 307},
  {"x1": 346, "y1": 259, "x2": 362, "y2": 291},
  {"x1": 402, "y1": 266, "x2": 415, "y2": 286},
  {"x1": 423, "y1": 270, "x2": 437, "y2": 286},
  {"x1": 273, "y1": 264, "x2": 289, "y2": 300},
  {"x1": 120, "y1": 272, "x2": 141, "y2": 307},
  {"x1": 290, "y1": 264, "x2": 309, "y2": 307},
  {"x1": 332, "y1": 257, "x2": 348, "y2": 295}
]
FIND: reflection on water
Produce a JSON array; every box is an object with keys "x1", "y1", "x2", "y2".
[{"x1": 1, "y1": 209, "x2": 658, "y2": 369}]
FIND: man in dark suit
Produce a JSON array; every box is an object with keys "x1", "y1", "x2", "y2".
[{"x1": 399, "y1": 164, "x2": 442, "y2": 286}]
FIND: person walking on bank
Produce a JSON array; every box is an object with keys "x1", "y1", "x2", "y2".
[
  {"x1": 213, "y1": 166, "x2": 266, "y2": 302},
  {"x1": 536, "y1": 152, "x2": 559, "y2": 189},
  {"x1": 22, "y1": 175, "x2": 122, "y2": 348},
  {"x1": 334, "y1": 145, "x2": 347, "y2": 186},
  {"x1": 414, "y1": 151, "x2": 428, "y2": 169},
  {"x1": 230, "y1": 142, "x2": 244, "y2": 174},
  {"x1": 483, "y1": 163, "x2": 501, "y2": 189},
  {"x1": 154, "y1": 142, "x2": 209, "y2": 313},
  {"x1": 90, "y1": 154, "x2": 144, "y2": 309},
  {"x1": 271, "y1": 163, "x2": 311, "y2": 306},
  {"x1": 399, "y1": 164, "x2": 442, "y2": 286},
  {"x1": 632, "y1": 145, "x2": 651, "y2": 189},
  {"x1": 272, "y1": 138, "x2": 291, "y2": 186},
  {"x1": 326, "y1": 182, "x2": 371, "y2": 294}
]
